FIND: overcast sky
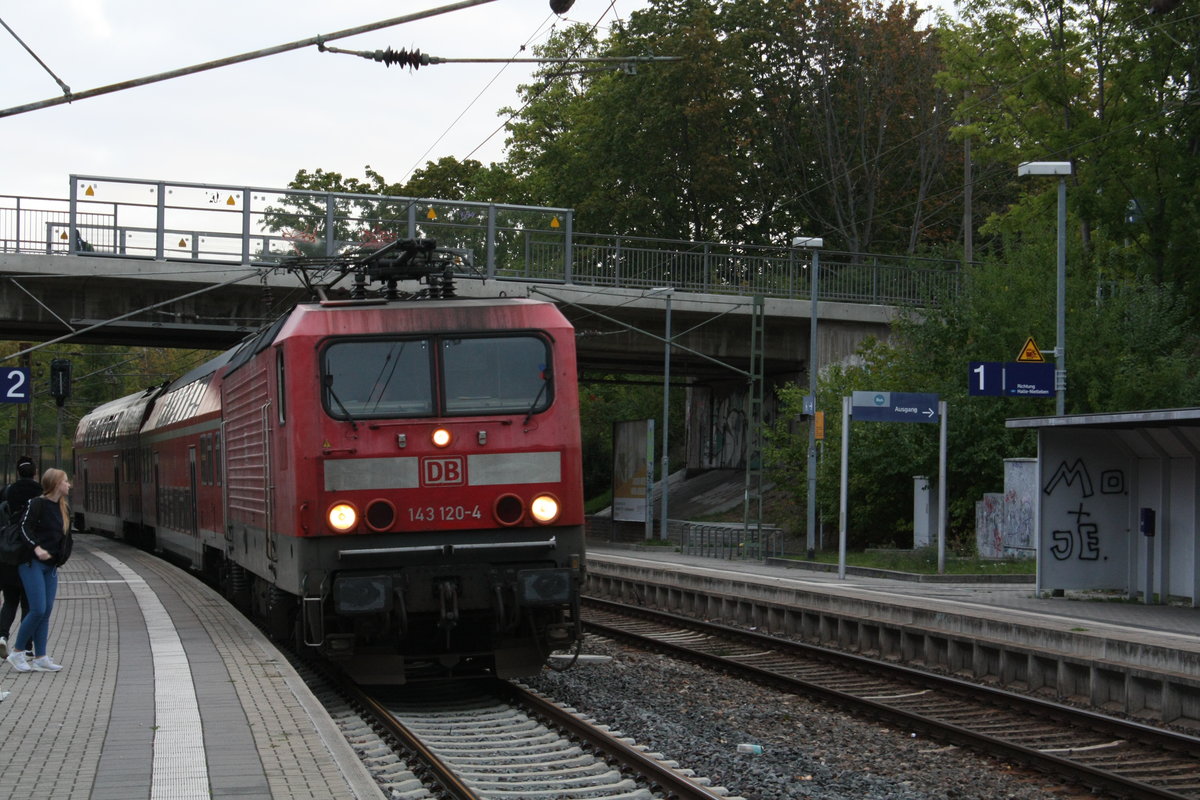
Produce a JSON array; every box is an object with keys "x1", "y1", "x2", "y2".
[{"x1": 2, "y1": 0, "x2": 952, "y2": 201}]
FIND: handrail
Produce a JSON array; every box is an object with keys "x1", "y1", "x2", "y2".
[{"x1": 0, "y1": 179, "x2": 962, "y2": 307}]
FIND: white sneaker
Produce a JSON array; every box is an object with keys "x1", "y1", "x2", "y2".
[
  {"x1": 30, "y1": 656, "x2": 62, "y2": 672},
  {"x1": 0, "y1": 689, "x2": 9, "y2": 701},
  {"x1": 6, "y1": 650, "x2": 30, "y2": 672}
]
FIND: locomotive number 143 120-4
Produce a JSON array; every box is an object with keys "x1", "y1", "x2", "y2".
[{"x1": 407, "y1": 504, "x2": 484, "y2": 522}]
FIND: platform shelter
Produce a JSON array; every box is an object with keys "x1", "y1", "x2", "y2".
[{"x1": 1007, "y1": 408, "x2": 1200, "y2": 606}]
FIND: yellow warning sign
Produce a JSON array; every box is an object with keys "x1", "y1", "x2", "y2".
[
  {"x1": 226, "y1": 195, "x2": 236, "y2": 206},
  {"x1": 814, "y1": 411, "x2": 825, "y2": 440},
  {"x1": 426, "y1": 207, "x2": 437, "y2": 220},
  {"x1": 84, "y1": 185, "x2": 95, "y2": 197},
  {"x1": 550, "y1": 216, "x2": 560, "y2": 229},
  {"x1": 1017, "y1": 337, "x2": 1045, "y2": 362}
]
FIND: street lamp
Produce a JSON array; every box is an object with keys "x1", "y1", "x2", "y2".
[
  {"x1": 1018, "y1": 160, "x2": 1072, "y2": 415},
  {"x1": 646, "y1": 287, "x2": 674, "y2": 542},
  {"x1": 793, "y1": 236, "x2": 824, "y2": 558}
]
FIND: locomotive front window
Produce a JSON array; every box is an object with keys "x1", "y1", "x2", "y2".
[
  {"x1": 442, "y1": 336, "x2": 551, "y2": 415},
  {"x1": 322, "y1": 339, "x2": 433, "y2": 418}
]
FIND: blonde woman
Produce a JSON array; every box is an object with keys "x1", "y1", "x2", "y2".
[{"x1": 5, "y1": 468, "x2": 73, "y2": 673}]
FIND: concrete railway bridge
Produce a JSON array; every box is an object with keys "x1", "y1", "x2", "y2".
[{"x1": 0, "y1": 175, "x2": 960, "y2": 479}]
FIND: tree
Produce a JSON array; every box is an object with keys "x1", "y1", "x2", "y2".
[
  {"x1": 940, "y1": 0, "x2": 1200, "y2": 303},
  {"x1": 765, "y1": 235, "x2": 1200, "y2": 551},
  {"x1": 501, "y1": 0, "x2": 959, "y2": 254}
]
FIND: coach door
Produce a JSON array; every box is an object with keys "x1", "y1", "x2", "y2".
[
  {"x1": 112, "y1": 455, "x2": 120, "y2": 519},
  {"x1": 188, "y1": 445, "x2": 199, "y2": 539}
]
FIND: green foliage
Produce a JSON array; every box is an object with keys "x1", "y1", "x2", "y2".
[
  {"x1": 0, "y1": 344, "x2": 216, "y2": 460},
  {"x1": 502, "y1": 0, "x2": 958, "y2": 251},
  {"x1": 260, "y1": 0, "x2": 1200, "y2": 545},
  {"x1": 800, "y1": 546, "x2": 1034, "y2": 575},
  {"x1": 258, "y1": 160, "x2": 523, "y2": 257},
  {"x1": 578, "y1": 377, "x2": 685, "y2": 503},
  {"x1": 766, "y1": 242, "x2": 1200, "y2": 550}
]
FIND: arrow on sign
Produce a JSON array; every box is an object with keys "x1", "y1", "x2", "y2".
[{"x1": 851, "y1": 391, "x2": 940, "y2": 423}]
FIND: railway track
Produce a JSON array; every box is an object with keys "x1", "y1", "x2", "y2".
[
  {"x1": 333, "y1": 674, "x2": 742, "y2": 800},
  {"x1": 582, "y1": 597, "x2": 1200, "y2": 800}
]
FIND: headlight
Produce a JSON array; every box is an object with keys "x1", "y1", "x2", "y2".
[
  {"x1": 529, "y1": 494, "x2": 560, "y2": 524},
  {"x1": 431, "y1": 428, "x2": 452, "y2": 447},
  {"x1": 328, "y1": 502, "x2": 358, "y2": 532}
]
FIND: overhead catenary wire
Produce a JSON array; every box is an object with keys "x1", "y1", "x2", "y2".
[
  {"x1": 398, "y1": 14, "x2": 554, "y2": 183},
  {"x1": 461, "y1": 0, "x2": 627, "y2": 164},
  {"x1": 0, "y1": 268, "x2": 267, "y2": 362},
  {"x1": 317, "y1": 43, "x2": 678, "y2": 69},
  {"x1": 0, "y1": 0, "x2": 500, "y2": 119},
  {"x1": 0, "y1": 15, "x2": 71, "y2": 96}
]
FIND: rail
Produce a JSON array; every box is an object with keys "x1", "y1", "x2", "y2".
[{"x1": 0, "y1": 176, "x2": 962, "y2": 306}]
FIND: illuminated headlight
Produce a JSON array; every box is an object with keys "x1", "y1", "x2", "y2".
[
  {"x1": 529, "y1": 494, "x2": 560, "y2": 524},
  {"x1": 517, "y1": 568, "x2": 573, "y2": 606},
  {"x1": 328, "y1": 502, "x2": 358, "y2": 532},
  {"x1": 334, "y1": 574, "x2": 393, "y2": 614},
  {"x1": 431, "y1": 428, "x2": 452, "y2": 447}
]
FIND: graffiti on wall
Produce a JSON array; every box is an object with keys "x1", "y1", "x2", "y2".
[
  {"x1": 1042, "y1": 458, "x2": 1125, "y2": 562},
  {"x1": 1039, "y1": 432, "x2": 1131, "y2": 590}
]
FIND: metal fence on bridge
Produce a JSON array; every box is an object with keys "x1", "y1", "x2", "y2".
[{"x1": 1, "y1": 176, "x2": 961, "y2": 306}]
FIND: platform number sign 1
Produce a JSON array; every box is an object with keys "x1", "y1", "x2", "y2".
[{"x1": 1, "y1": 367, "x2": 31, "y2": 404}]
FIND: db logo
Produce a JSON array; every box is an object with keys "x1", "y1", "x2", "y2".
[{"x1": 422, "y1": 456, "x2": 465, "y2": 486}]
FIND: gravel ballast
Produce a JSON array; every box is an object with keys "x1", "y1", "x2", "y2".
[{"x1": 525, "y1": 636, "x2": 1088, "y2": 800}]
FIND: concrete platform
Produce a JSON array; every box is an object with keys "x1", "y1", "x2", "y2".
[
  {"x1": 585, "y1": 545, "x2": 1200, "y2": 727},
  {"x1": 0, "y1": 534, "x2": 384, "y2": 800}
]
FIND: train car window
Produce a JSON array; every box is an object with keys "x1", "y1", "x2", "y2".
[
  {"x1": 442, "y1": 336, "x2": 551, "y2": 415},
  {"x1": 322, "y1": 339, "x2": 433, "y2": 418},
  {"x1": 200, "y1": 434, "x2": 212, "y2": 486},
  {"x1": 214, "y1": 430, "x2": 222, "y2": 487}
]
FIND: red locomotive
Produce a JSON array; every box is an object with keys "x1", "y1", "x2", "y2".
[{"x1": 73, "y1": 240, "x2": 585, "y2": 681}]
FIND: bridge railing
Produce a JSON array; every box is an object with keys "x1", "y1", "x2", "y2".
[{"x1": 1, "y1": 177, "x2": 961, "y2": 306}]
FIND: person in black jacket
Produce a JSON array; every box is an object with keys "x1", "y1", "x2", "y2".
[
  {"x1": 5, "y1": 467, "x2": 72, "y2": 673},
  {"x1": 0, "y1": 455, "x2": 39, "y2": 660}
]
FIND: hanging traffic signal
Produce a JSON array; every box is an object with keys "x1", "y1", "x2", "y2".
[{"x1": 50, "y1": 359, "x2": 71, "y2": 407}]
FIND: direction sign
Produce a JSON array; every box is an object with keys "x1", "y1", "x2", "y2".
[
  {"x1": 0, "y1": 367, "x2": 31, "y2": 404},
  {"x1": 851, "y1": 391, "x2": 940, "y2": 423},
  {"x1": 969, "y1": 362, "x2": 1054, "y2": 397}
]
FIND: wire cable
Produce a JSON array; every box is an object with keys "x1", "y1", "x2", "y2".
[
  {"x1": 460, "y1": 0, "x2": 625, "y2": 164},
  {"x1": 0, "y1": 15, "x2": 71, "y2": 96},
  {"x1": 399, "y1": 12, "x2": 557, "y2": 182},
  {"x1": 0, "y1": 0, "x2": 500, "y2": 119}
]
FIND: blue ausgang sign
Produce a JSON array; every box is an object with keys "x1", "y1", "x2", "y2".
[
  {"x1": 969, "y1": 362, "x2": 1054, "y2": 397},
  {"x1": 851, "y1": 391, "x2": 940, "y2": 423}
]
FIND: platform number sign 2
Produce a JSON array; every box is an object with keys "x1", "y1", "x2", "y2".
[{"x1": 1, "y1": 367, "x2": 31, "y2": 404}]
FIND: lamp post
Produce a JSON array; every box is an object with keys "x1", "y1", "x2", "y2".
[
  {"x1": 1017, "y1": 161, "x2": 1072, "y2": 416},
  {"x1": 646, "y1": 287, "x2": 674, "y2": 542},
  {"x1": 793, "y1": 236, "x2": 824, "y2": 559}
]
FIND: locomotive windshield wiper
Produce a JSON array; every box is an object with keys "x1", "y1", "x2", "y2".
[
  {"x1": 522, "y1": 372, "x2": 551, "y2": 426},
  {"x1": 324, "y1": 375, "x2": 359, "y2": 431}
]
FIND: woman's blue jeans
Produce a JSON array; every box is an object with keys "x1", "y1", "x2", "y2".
[{"x1": 15, "y1": 560, "x2": 57, "y2": 658}]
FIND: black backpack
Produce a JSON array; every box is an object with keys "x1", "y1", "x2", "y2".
[{"x1": 0, "y1": 516, "x2": 30, "y2": 565}]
